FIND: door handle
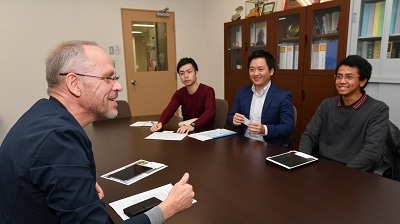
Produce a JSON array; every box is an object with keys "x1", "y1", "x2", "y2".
[{"x1": 131, "y1": 80, "x2": 137, "y2": 85}]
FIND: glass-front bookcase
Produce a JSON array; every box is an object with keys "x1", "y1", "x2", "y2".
[
  {"x1": 356, "y1": 0, "x2": 386, "y2": 60},
  {"x1": 348, "y1": 0, "x2": 400, "y2": 82},
  {"x1": 310, "y1": 6, "x2": 341, "y2": 70},
  {"x1": 276, "y1": 13, "x2": 302, "y2": 70},
  {"x1": 224, "y1": 14, "x2": 271, "y2": 74},
  {"x1": 248, "y1": 20, "x2": 267, "y2": 55},
  {"x1": 355, "y1": 0, "x2": 400, "y2": 60},
  {"x1": 226, "y1": 21, "x2": 244, "y2": 71}
]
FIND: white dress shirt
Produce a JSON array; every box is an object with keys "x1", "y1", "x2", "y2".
[{"x1": 244, "y1": 81, "x2": 271, "y2": 142}]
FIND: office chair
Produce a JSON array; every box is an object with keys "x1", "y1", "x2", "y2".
[
  {"x1": 283, "y1": 105, "x2": 297, "y2": 148},
  {"x1": 373, "y1": 121, "x2": 400, "y2": 180},
  {"x1": 116, "y1": 100, "x2": 132, "y2": 118},
  {"x1": 215, "y1": 99, "x2": 229, "y2": 128}
]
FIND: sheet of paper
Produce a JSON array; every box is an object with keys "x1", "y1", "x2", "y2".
[
  {"x1": 110, "y1": 184, "x2": 173, "y2": 220},
  {"x1": 189, "y1": 133, "x2": 212, "y2": 141},
  {"x1": 110, "y1": 183, "x2": 197, "y2": 221},
  {"x1": 145, "y1": 131, "x2": 187, "y2": 141},
  {"x1": 243, "y1": 117, "x2": 250, "y2": 126},
  {"x1": 130, "y1": 121, "x2": 157, "y2": 127},
  {"x1": 101, "y1": 160, "x2": 167, "y2": 185}
]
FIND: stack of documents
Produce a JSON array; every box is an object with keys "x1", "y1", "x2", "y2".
[{"x1": 189, "y1": 128, "x2": 236, "y2": 141}]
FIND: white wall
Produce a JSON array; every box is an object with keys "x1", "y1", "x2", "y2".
[
  {"x1": 365, "y1": 83, "x2": 400, "y2": 127},
  {"x1": 0, "y1": 0, "x2": 244, "y2": 142}
]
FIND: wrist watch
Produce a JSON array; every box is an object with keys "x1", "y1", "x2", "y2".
[{"x1": 190, "y1": 122, "x2": 196, "y2": 129}]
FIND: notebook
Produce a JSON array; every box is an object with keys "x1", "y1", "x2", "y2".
[{"x1": 266, "y1": 150, "x2": 318, "y2": 169}]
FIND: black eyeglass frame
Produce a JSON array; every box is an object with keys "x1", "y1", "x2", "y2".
[
  {"x1": 333, "y1": 74, "x2": 359, "y2": 81},
  {"x1": 59, "y1": 73, "x2": 120, "y2": 81}
]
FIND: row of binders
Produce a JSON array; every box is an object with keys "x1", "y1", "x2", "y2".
[
  {"x1": 279, "y1": 43, "x2": 299, "y2": 70},
  {"x1": 278, "y1": 40, "x2": 338, "y2": 70},
  {"x1": 360, "y1": 0, "x2": 400, "y2": 36},
  {"x1": 360, "y1": 1, "x2": 386, "y2": 37},
  {"x1": 390, "y1": 0, "x2": 400, "y2": 34},
  {"x1": 357, "y1": 40, "x2": 381, "y2": 59},
  {"x1": 357, "y1": 40, "x2": 400, "y2": 59},
  {"x1": 310, "y1": 40, "x2": 338, "y2": 70}
]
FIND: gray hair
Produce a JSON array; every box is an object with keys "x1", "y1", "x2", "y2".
[{"x1": 46, "y1": 40, "x2": 98, "y2": 93}]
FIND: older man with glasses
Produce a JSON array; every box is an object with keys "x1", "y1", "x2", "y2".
[
  {"x1": 298, "y1": 55, "x2": 389, "y2": 172},
  {"x1": 0, "y1": 40, "x2": 194, "y2": 224}
]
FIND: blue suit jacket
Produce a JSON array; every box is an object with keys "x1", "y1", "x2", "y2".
[{"x1": 227, "y1": 84, "x2": 294, "y2": 146}]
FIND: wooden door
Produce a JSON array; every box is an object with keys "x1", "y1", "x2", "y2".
[{"x1": 121, "y1": 9, "x2": 177, "y2": 115}]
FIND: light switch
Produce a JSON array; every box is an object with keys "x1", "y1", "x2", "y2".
[
  {"x1": 109, "y1": 46, "x2": 115, "y2": 55},
  {"x1": 114, "y1": 45, "x2": 120, "y2": 55}
]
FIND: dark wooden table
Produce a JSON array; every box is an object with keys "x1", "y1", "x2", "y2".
[{"x1": 85, "y1": 116, "x2": 400, "y2": 224}]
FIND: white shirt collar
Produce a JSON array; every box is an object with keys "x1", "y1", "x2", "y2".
[{"x1": 251, "y1": 81, "x2": 271, "y2": 97}]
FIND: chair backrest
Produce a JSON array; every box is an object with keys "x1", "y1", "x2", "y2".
[
  {"x1": 380, "y1": 121, "x2": 400, "y2": 180},
  {"x1": 283, "y1": 105, "x2": 297, "y2": 148},
  {"x1": 215, "y1": 99, "x2": 229, "y2": 128},
  {"x1": 293, "y1": 105, "x2": 297, "y2": 133},
  {"x1": 116, "y1": 100, "x2": 132, "y2": 118}
]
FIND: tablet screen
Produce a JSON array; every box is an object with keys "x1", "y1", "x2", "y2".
[{"x1": 108, "y1": 164, "x2": 152, "y2": 181}]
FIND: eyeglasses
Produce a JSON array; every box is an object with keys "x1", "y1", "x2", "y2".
[
  {"x1": 333, "y1": 74, "x2": 359, "y2": 81},
  {"x1": 59, "y1": 73, "x2": 120, "y2": 81}
]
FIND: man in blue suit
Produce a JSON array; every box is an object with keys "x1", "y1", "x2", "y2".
[{"x1": 227, "y1": 50, "x2": 294, "y2": 146}]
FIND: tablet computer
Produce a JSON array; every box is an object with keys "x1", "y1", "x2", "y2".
[
  {"x1": 266, "y1": 150, "x2": 318, "y2": 170},
  {"x1": 107, "y1": 164, "x2": 152, "y2": 181}
]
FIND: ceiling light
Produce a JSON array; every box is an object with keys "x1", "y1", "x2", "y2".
[{"x1": 132, "y1": 24, "x2": 155, "y2": 27}]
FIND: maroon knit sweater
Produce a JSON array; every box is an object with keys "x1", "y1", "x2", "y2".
[{"x1": 158, "y1": 83, "x2": 215, "y2": 129}]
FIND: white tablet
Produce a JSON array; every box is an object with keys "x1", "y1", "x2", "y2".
[{"x1": 266, "y1": 150, "x2": 318, "y2": 170}]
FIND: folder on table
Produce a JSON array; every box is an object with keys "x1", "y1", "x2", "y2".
[{"x1": 189, "y1": 128, "x2": 236, "y2": 141}]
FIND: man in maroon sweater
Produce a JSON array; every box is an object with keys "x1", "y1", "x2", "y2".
[{"x1": 150, "y1": 57, "x2": 215, "y2": 134}]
